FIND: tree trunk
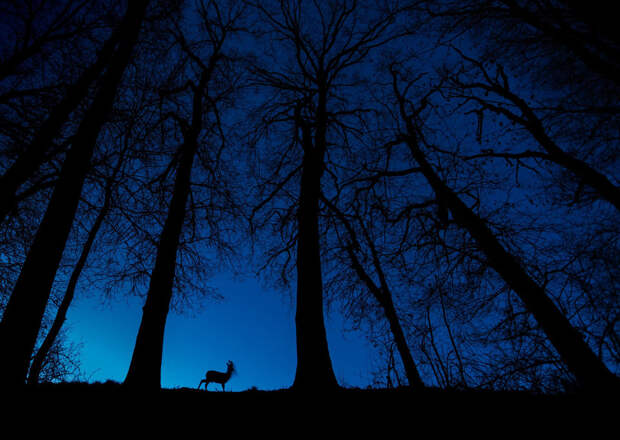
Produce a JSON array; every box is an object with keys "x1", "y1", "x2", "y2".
[
  {"x1": 27, "y1": 173, "x2": 115, "y2": 385},
  {"x1": 325, "y1": 195, "x2": 425, "y2": 389},
  {"x1": 0, "y1": 0, "x2": 149, "y2": 387},
  {"x1": 356, "y1": 262, "x2": 424, "y2": 388},
  {"x1": 293, "y1": 153, "x2": 338, "y2": 390},
  {"x1": 380, "y1": 293, "x2": 424, "y2": 388},
  {"x1": 0, "y1": 16, "x2": 124, "y2": 225},
  {"x1": 292, "y1": 90, "x2": 339, "y2": 390},
  {"x1": 124, "y1": 138, "x2": 198, "y2": 389},
  {"x1": 123, "y1": 73, "x2": 207, "y2": 389}
]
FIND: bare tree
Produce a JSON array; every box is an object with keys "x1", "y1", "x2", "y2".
[
  {"x1": 322, "y1": 195, "x2": 425, "y2": 388},
  {"x1": 0, "y1": 1, "x2": 108, "y2": 81},
  {"x1": 388, "y1": 67, "x2": 618, "y2": 392},
  {"x1": 0, "y1": 0, "x2": 150, "y2": 386},
  {"x1": 26, "y1": 144, "x2": 128, "y2": 385},
  {"x1": 441, "y1": 50, "x2": 620, "y2": 212},
  {"x1": 124, "y1": 0, "x2": 243, "y2": 389},
  {"x1": 412, "y1": 0, "x2": 620, "y2": 211},
  {"x1": 424, "y1": 0, "x2": 620, "y2": 86},
  {"x1": 248, "y1": 0, "x2": 406, "y2": 390},
  {"x1": 0, "y1": 1, "x2": 127, "y2": 224}
]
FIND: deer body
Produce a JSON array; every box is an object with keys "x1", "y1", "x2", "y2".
[{"x1": 198, "y1": 360, "x2": 234, "y2": 391}]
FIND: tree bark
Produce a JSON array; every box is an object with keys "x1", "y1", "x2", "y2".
[
  {"x1": 0, "y1": 0, "x2": 149, "y2": 387},
  {"x1": 292, "y1": 89, "x2": 339, "y2": 390},
  {"x1": 293, "y1": 154, "x2": 338, "y2": 390}
]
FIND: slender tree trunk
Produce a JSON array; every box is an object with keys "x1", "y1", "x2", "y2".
[
  {"x1": 380, "y1": 289, "x2": 424, "y2": 388},
  {"x1": 438, "y1": 292, "x2": 467, "y2": 387},
  {"x1": 0, "y1": 17, "x2": 124, "y2": 225},
  {"x1": 292, "y1": 89, "x2": 339, "y2": 390},
  {"x1": 0, "y1": 0, "x2": 149, "y2": 387},
  {"x1": 124, "y1": 76, "x2": 206, "y2": 389},
  {"x1": 26, "y1": 168, "x2": 116, "y2": 384},
  {"x1": 324, "y1": 195, "x2": 425, "y2": 388},
  {"x1": 400, "y1": 117, "x2": 618, "y2": 391},
  {"x1": 357, "y1": 269, "x2": 425, "y2": 388},
  {"x1": 362, "y1": 224, "x2": 425, "y2": 389}
]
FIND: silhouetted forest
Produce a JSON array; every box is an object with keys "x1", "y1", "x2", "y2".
[{"x1": 0, "y1": 0, "x2": 618, "y2": 400}]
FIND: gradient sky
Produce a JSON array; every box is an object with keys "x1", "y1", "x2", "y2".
[{"x1": 65, "y1": 270, "x2": 380, "y2": 391}]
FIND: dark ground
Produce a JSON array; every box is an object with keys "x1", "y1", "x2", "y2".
[{"x1": 4, "y1": 381, "x2": 616, "y2": 433}]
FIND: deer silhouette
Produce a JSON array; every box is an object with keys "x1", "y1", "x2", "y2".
[{"x1": 198, "y1": 360, "x2": 235, "y2": 391}]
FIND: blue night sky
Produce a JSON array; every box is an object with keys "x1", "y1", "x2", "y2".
[{"x1": 65, "y1": 271, "x2": 378, "y2": 391}]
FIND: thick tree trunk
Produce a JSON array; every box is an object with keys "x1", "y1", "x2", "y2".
[
  {"x1": 292, "y1": 153, "x2": 338, "y2": 390},
  {"x1": 292, "y1": 89, "x2": 339, "y2": 390},
  {"x1": 0, "y1": 16, "x2": 124, "y2": 225},
  {"x1": 123, "y1": 68, "x2": 209, "y2": 388},
  {"x1": 404, "y1": 129, "x2": 618, "y2": 391},
  {"x1": 0, "y1": 0, "x2": 149, "y2": 387},
  {"x1": 124, "y1": 136, "x2": 198, "y2": 389}
]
